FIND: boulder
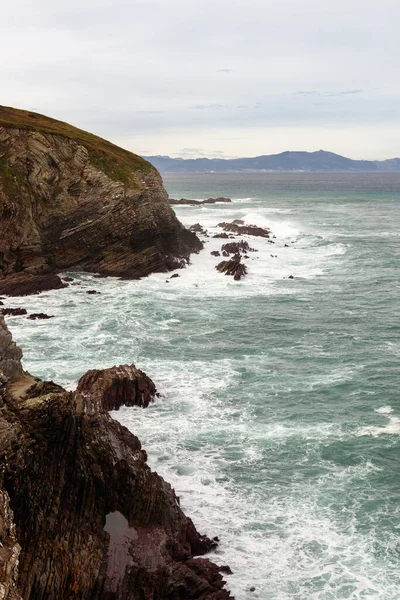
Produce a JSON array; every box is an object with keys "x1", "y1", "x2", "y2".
[{"x1": 216, "y1": 255, "x2": 248, "y2": 280}]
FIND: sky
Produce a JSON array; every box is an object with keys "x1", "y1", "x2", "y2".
[{"x1": 1, "y1": 0, "x2": 400, "y2": 160}]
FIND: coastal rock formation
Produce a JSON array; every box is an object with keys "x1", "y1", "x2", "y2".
[
  {"x1": 221, "y1": 241, "x2": 257, "y2": 256},
  {"x1": 169, "y1": 197, "x2": 231, "y2": 206},
  {"x1": 216, "y1": 255, "x2": 247, "y2": 280},
  {"x1": 0, "y1": 316, "x2": 232, "y2": 599},
  {"x1": 218, "y1": 222, "x2": 270, "y2": 238},
  {"x1": 77, "y1": 364, "x2": 158, "y2": 410},
  {"x1": 0, "y1": 106, "x2": 202, "y2": 296}
]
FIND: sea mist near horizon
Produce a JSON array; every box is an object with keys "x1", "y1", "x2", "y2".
[{"x1": 8, "y1": 172, "x2": 400, "y2": 599}]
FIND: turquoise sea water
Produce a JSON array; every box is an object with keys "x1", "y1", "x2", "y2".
[{"x1": 6, "y1": 173, "x2": 400, "y2": 599}]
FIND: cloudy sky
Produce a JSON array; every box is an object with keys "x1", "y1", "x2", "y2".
[{"x1": 2, "y1": 0, "x2": 399, "y2": 159}]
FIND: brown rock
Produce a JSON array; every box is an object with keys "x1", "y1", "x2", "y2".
[
  {"x1": 0, "y1": 317, "x2": 233, "y2": 599},
  {"x1": 1, "y1": 308, "x2": 27, "y2": 316},
  {"x1": 0, "y1": 106, "x2": 202, "y2": 296},
  {"x1": 0, "y1": 273, "x2": 67, "y2": 296},
  {"x1": 77, "y1": 364, "x2": 158, "y2": 410},
  {"x1": 86, "y1": 289, "x2": 101, "y2": 294},
  {"x1": 216, "y1": 255, "x2": 248, "y2": 280},
  {"x1": 27, "y1": 313, "x2": 54, "y2": 320},
  {"x1": 218, "y1": 221, "x2": 271, "y2": 238},
  {"x1": 211, "y1": 251, "x2": 221, "y2": 257},
  {"x1": 221, "y1": 240, "x2": 257, "y2": 255}
]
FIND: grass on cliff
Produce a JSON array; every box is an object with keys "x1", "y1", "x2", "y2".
[{"x1": 0, "y1": 105, "x2": 154, "y2": 184}]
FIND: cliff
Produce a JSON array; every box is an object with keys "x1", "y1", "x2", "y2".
[
  {"x1": 0, "y1": 106, "x2": 202, "y2": 296},
  {"x1": 0, "y1": 316, "x2": 232, "y2": 599}
]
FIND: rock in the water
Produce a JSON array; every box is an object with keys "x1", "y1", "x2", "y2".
[
  {"x1": 170, "y1": 273, "x2": 180, "y2": 279},
  {"x1": 1, "y1": 308, "x2": 27, "y2": 316},
  {"x1": 27, "y1": 313, "x2": 54, "y2": 320},
  {"x1": 169, "y1": 197, "x2": 231, "y2": 205},
  {"x1": 86, "y1": 289, "x2": 101, "y2": 294},
  {"x1": 221, "y1": 240, "x2": 257, "y2": 255},
  {"x1": 0, "y1": 317, "x2": 233, "y2": 599},
  {"x1": 218, "y1": 221, "x2": 271, "y2": 238},
  {"x1": 211, "y1": 250, "x2": 221, "y2": 257},
  {"x1": 0, "y1": 273, "x2": 67, "y2": 296},
  {"x1": 212, "y1": 233, "x2": 234, "y2": 239},
  {"x1": 77, "y1": 364, "x2": 158, "y2": 410},
  {"x1": 189, "y1": 223, "x2": 207, "y2": 234},
  {"x1": 216, "y1": 255, "x2": 248, "y2": 280},
  {"x1": 0, "y1": 106, "x2": 202, "y2": 296}
]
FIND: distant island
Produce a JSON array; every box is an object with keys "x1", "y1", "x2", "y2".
[{"x1": 143, "y1": 150, "x2": 400, "y2": 173}]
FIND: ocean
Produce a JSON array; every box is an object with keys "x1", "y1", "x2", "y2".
[{"x1": 7, "y1": 172, "x2": 400, "y2": 599}]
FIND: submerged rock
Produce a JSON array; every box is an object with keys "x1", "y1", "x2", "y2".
[
  {"x1": 0, "y1": 106, "x2": 202, "y2": 296},
  {"x1": 27, "y1": 313, "x2": 54, "y2": 320},
  {"x1": 0, "y1": 316, "x2": 232, "y2": 599}
]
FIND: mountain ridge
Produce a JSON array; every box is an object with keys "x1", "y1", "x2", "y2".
[{"x1": 143, "y1": 150, "x2": 400, "y2": 173}]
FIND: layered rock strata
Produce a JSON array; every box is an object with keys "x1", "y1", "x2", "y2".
[
  {"x1": 0, "y1": 106, "x2": 202, "y2": 296},
  {"x1": 0, "y1": 316, "x2": 232, "y2": 599}
]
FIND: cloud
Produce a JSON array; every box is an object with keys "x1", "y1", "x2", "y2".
[{"x1": 0, "y1": 0, "x2": 398, "y2": 159}]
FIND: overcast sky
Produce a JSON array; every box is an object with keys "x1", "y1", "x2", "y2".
[{"x1": 1, "y1": 0, "x2": 400, "y2": 159}]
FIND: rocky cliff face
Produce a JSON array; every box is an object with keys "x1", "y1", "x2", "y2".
[
  {"x1": 0, "y1": 106, "x2": 202, "y2": 295},
  {"x1": 0, "y1": 316, "x2": 232, "y2": 599}
]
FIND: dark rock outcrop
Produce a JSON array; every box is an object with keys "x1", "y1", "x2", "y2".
[
  {"x1": 221, "y1": 241, "x2": 257, "y2": 256},
  {"x1": 0, "y1": 106, "x2": 202, "y2": 296},
  {"x1": 216, "y1": 255, "x2": 247, "y2": 280},
  {"x1": 1, "y1": 308, "x2": 27, "y2": 316},
  {"x1": 169, "y1": 197, "x2": 231, "y2": 206},
  {"x1": 77, "y1": 364, "x2": 158, "y2": 410},
  {"x1": 27, "y1": 313, "x2": 54, "y2": 320},
  {"x1": 218, "y1": 222, "x2": 271, "y2": 238},
  {"x1": 0, "y1": 316, "x2": 232, "y2": 599}
]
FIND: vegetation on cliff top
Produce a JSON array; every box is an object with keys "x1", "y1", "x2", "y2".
[{"x1": 0, "y1": 104, "x2": 154, "y2": 183}]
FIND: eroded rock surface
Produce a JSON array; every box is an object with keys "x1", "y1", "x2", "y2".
[
  {"x1": 169, "y1": 197, "x2": 231, "y2": 206},
  {"x1": 0, "y1": 317, "x2": 232, "y2": 599},
  {"x1": 0, "y1": 106, "x2": 202, "y2": 296},
  {"x1": 216, "y1": 256, "x2": 248, "y2": 281},
  {"x1": 218, "y1": 222, "x2": 271, "y2": 238}
]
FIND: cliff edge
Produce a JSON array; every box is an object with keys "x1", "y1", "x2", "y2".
[
  {"x1": 0, "y1": 106, "x2": 202, "y2": 296},
  {"x1": 0, "y1": 315, "x2": 232, "y2": 599}
]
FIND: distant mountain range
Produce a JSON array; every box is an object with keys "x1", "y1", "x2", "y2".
[{"x1": 143, "y1": 150, "x2": 400, "y2": 173}]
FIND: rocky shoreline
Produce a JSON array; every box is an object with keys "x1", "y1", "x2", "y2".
[
  {"x1": 0, "y1": 315, "x2": 233, "y2": 599},
  {"x1": 0, "y1": 106, "x2": 202, "y2": 297}
]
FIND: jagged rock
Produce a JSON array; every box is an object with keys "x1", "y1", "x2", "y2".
[
  {"x1": 221, "y1": 241, "x2": 257, "y2": 256},
  {"x1": 77, "y1": 364, "x2": 158, "y2": 411},
  {"x1": 189, "y1": 223, "x2": 207, "y2": 234},
  {"x1": 27, "y1": 313, "x2": 54, "y2": 320},
  {"x1": 288, "y1": 274, "x2": 294, "y2": 279},
  {"x1": 170, "y1": 273, "x2": 180, "y2": 279},
  {"x1": 210, "y1": 251, "x2": 221, "y2": 257},
  {"x1": 1, "y1": 308, "x2": 27, "y2": 316},
  {"x1": 0, "y1": 273, "x2": 67, "y2": 296},
  {"x1": 169, "y1": 197, "x2": 231, "y2": 206},
  {"x1": 212, "y1": 233, "x2": 234, "y2": 239},
  {"x1": 0, "y1": 317, "x2": 232, "y2": 599},
  {"x1": 216, "y1": 255, "x2": 247, "y2": 280},
  {"x1": 218, "y1": 222, "x2": 271, "y2": 238},
  {"x1": 0, "y1": 106, "x2": 202, "y2": 296}
]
